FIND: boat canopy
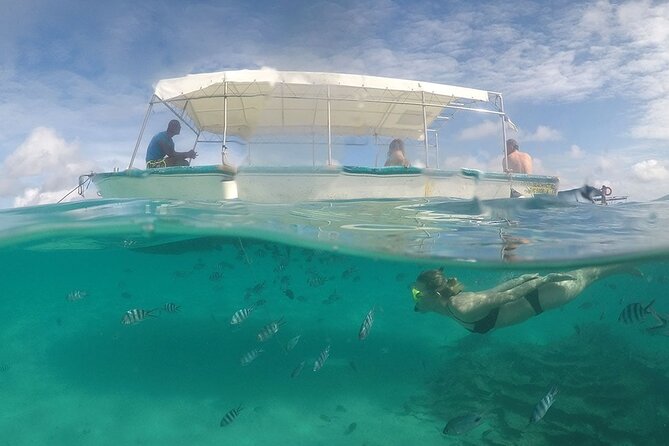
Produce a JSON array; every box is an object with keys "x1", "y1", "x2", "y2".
[{"x1": 152, "y1": 68, "x2": 496, "y2": 141}]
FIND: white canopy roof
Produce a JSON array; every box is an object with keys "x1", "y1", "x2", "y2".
[{"x1": 153, "y1": 69, "x2": 495, "y2": 141}]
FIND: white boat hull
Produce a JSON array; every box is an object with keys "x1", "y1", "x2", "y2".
[
  {"x1": 92, "y1": 165, "x2": 558, "y2": 203},
  {"x1": 92, "y1": 166, "x2": 237, "y2": 201}
]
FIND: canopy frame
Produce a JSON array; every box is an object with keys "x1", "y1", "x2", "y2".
[{"x1": 128, "y1": 70, "x2": 510, "y2": 169}]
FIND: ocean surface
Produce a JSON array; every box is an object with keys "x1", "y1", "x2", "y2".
[{"x1": 1, "y1": 196, "x2": 669, "y2": 445}]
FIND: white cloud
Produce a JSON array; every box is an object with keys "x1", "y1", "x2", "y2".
[
  {"x1": 568, "y1": 145, "x2": 585, "y2": 159},
  {"x1": 5, "y1": 127, "x2": 78, "y2": 177},
  {"x1": 1, "y1": 127, "x2": 95, "y2": 207},
  {"x1": 522, "y1": 125, "x2": 562, "y2": 142},
  {"x1": 632, "y1": 159, "x2": 669, "y2": 182},
  {"x1": 458, "y1": 121, "x2": 500, "y2": 141}
]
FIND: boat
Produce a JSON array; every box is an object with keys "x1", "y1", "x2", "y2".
[{"x1": 87, "y1": 69, "x2": 560, "y2": 203}]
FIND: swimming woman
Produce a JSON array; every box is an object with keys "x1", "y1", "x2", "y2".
[{"x1": 411, "y1": 266, "x2": 638, "y2": 334}]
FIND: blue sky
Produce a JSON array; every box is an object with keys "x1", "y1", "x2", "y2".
[{"x1": 1, "y1": 0, "x2": 668, "y2": 206}]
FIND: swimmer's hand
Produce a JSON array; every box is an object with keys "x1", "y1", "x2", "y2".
[{"x1": 544, "y1": 273, "x2": 576, "y2": 283}]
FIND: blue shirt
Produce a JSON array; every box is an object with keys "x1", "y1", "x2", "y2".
[{"x1": 145, "y1": 131, "x2": 174, "y2": 162}]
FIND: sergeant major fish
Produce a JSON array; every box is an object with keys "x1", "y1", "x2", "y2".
[
  {"x1": 358, "y1": 306, "x2": 375, "y2": 340},
  {"x1": 220, "y1": 405, "x2": 243, "y2": 426},
  {"x1": 121, "y1": 308, "x2": 158, "y2": 325},
  {"x1": 618, "y1": 300, "x2": 658, "y2": 325},
  {"x1": 291, "y1": 360, "x2": 306, "y2": 378},
  {"x1": 162, "y1": 303, "x2": 181, "y2": 313},
  {"x1": 230, "y1": 304, "x2": 257, "y2": 325},
  {"x1": 313, "y1": 344, "x2": 331, "y2": 372},
  {"x1": 257, "y1": 317, "x2": 285, "y2": 342},
  {"x1": 443, "y1": 412, "x2": 488, "y2": 435},
  {"x1": 530, "y1": 385, "x2": 558, "y2": 423},
  {"x1": 66, "y1": 290, "x2": 88, "y2": 302},
  {"x1": 240, "y1": 348, "x2": 263, "y2": 366}
]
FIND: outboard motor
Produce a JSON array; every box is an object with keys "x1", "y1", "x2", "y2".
[{"x1": 557, "y1": 185, "x2": 609, "y2": 204}]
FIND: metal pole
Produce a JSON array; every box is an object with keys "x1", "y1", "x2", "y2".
[
  {"x1": 223, "y1": 81, "x2": 228, "y2": 164},
  {"x1": 422, "y1": 91, "x2": 429, "y2": 168},
  {"x1": 499, "y1": 94, "x2": 509, "y2": 172},
  {"x1": 435, "y1": 130, "x2": 440, "y2": 169},
  {"x1": 327, "y1": 85, "x2": 332, "y2": 166},
  {"x1": 128, "y1": 101, "x2": 154, "y2": 169}
]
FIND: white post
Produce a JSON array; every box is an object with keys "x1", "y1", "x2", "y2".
[
  {"x1": 128, "y1": 101, "x2": 154, "y2": 169},
  {"x1": 327, "y1": 85, "x2": 332, "y2": 166},
  {"x1": 422, "y1": 91, "x2": 429, "y2": 168}
]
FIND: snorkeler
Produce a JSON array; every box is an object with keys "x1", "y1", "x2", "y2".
[{"x1": 411, "y1": 266, "x2": 639, "y2": 334}]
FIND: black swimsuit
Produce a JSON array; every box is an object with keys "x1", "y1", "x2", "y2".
[{"x1": 466, "y1": 289, "x2": 544, "y2": 334}]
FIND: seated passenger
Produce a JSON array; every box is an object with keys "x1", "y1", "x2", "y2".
[
  {"x1": 385, "y1": 139, "x2": 410, "y2": 167},
  {"x1": 145, "y1": 120, "x2": 198, "y2": 168},
  {"x1": 503, "y1": 138, "x2": 533, "y2": 174}
]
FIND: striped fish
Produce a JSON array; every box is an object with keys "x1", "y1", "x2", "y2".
[
  {"x1": 257, "y1": 317, "x2": 285, "y2": 342},
  {"x1": 530, "y1": 385, "x2": 558, "y2": 423},
  {"x1": 120, "y1": 308, "x2": 158, "y2": 325},
  {"x1": 220, "y1": 405, "x2": 243, "y2": 427},
  {"x1": 358, "y1": 306, "x2": 375, "y2": 340},
  {"x1": 291, "y1": 360, "x2": 306, "y2": 378},
  {"x1": 162, "y1": 303, "x2": 181, "y2": 313},
  {"x1": 618, "y1": 300, "x2": 656, "y2": 325},
  {"x1": 230, "y1": 304, "x2": 256, "y2": 325},
  {"x1": 66, "y1": 290, "x2": 87, "y2": 302},
  {"x1": 313, "y1": 344, "x2": 331, "y2": 372},
  {"x1": 240, "y1": 348, "x2": 263, "y2": 366}
]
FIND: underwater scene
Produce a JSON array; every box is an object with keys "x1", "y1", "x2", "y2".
[{"x1": 2, "y1": 197, "x2": 669, "y2": 445}]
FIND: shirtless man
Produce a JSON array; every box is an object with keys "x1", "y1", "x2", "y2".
[{"x1": 503, "y1": 138, "x2": 533, "y2": 174}]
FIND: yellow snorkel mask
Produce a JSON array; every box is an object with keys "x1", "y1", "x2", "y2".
[{"x1": 411, "y1": 286, "x2": 422, "y2": 302}]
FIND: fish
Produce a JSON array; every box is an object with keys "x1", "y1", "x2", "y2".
[
  {"x1": 530, "y1": 385, "x2": 558, "y2": 423},
  {"x1": 358, "y1": 306, "x2": 375, "y2": 340},
  {"x1": 283, "y1": 289, "x2": 295, "y2": 300},
  {"x1": 220, "y1": 405, "x2": 243, "y2": 426},
  {"x1": 257, "y1": 317, "x2": 285, "y2": 342},
  {"x1": 313, "y1": 344, "x2": 331, "y2": 372},
  {"x1": 120, "y1": 308, "x2": 158, "y2": 325},
  {"x1": 645, "y1": 313, "x2": 669, "y2": 336},
  {"x1": 66, "y1": 290, "x2": 87, "y2": 302},
  {"x1": 443, "y1": 412, "x2": 488, "y2": 435},
  {"x1": 291, "y1": 360, "x2": 306, "y2": 378},
  {"x1": 344, "y1": 422, "x2": 357, "y2": 435},
  {"x1": 162, "y1": 303, "x2": 181, "y2": 313},
  {"x1": 284, "y1": 335, "x2": 301, "y2": 352},
  {"x1": 618, "y1": 300, "x2": 657, "y2": 325},
  {"x1": 230, "y1": 305, "x2": 257, "y2": 325},
  {"x1": 240, "y1": 348, "x2": 263, "y2": 366}
]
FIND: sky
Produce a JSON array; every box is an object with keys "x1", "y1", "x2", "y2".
[{"x1": 1, "y1": 0, "x2": 668, "y2": 207}]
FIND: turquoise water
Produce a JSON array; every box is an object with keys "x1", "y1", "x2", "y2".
[{"x1": 1, "y1": 197, "x2": 669, "y2": 445}]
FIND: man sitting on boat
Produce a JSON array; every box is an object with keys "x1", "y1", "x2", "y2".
[
  {"x1": 384, "y1": 139, "x2": 410, "y2": 167},
  {"x1": 503, "y1": 138, "x2": 533, "y2": 174},
  {"x1": 145, "y1": 120, "x2": 198, "y2": 168}
]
